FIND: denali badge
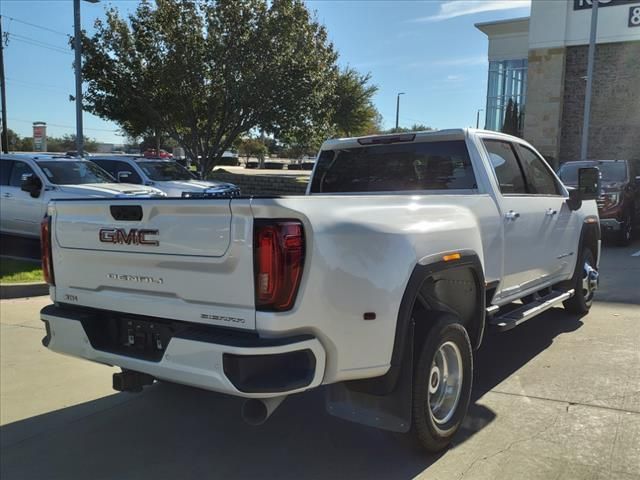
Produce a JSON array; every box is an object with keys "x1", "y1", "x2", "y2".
[{"x1": 99, "y1": 228, "x2": 159, "y2": 246}]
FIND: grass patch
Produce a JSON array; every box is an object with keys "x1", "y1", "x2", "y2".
[{"x1": 0, "y1": 258, "x2": 43, "y2": 284}]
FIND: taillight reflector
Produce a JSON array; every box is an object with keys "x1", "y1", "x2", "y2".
[
  {"x1": 40, "y1": 216, "x2": 55, "y2": 286},
  {"x1": 254, "y1": 220, "x2": 304, "y2": 311}
]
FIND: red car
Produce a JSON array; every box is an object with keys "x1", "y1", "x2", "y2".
[{"x1": 143, "y1": 149, "x2": 173, "y2": 159}]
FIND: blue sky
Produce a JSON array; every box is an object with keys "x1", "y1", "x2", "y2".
[{"x1": 1, "y1": 0, "x2": 531, "y2": 144}]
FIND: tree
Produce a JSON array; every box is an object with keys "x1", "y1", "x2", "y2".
[
  {"x1": 384, "y1": 124, "x2": 433, "y2": 134},
  {"x1": 237, "y1": 137, "x2": 268, "y2": 165},
  {"x1": 331, "y1": 68, "x2": 380, "y2": 138},
  {"x1": 6, "y1": 129, "x2": 21, "y2": 151},
  {"x1": 501, "y1": 98, "x2": 521, "y2": 136},
  {"x1": 80, "y1": 0, "x2": 338, "y2": 175},
  {"x1": 46, "y1": 135, "x2": 99, "y2": 153}
]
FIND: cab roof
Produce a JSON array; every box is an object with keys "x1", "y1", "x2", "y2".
[
  {"x1": 320, "y1": 128, "x2": 515, "y2": 150},
  {"x1": 0, "y1": 153, "x2": 84, "y2": 162}
]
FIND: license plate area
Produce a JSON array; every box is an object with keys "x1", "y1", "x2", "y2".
[
  {"x1": 80, "y1": 312, "x2": 177, "y2": 362},
  {"x1": 119, "y1": 318, "x2": 173, "y2": 361}
]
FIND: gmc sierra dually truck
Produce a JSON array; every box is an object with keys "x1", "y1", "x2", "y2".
[{"x1": 40, "y1": 129, "x2": 601, "y2": 452}]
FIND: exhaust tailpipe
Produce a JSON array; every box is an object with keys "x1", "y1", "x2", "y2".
[{"x1": 241, "y1": 396, "x2": 287, "y2": 426}]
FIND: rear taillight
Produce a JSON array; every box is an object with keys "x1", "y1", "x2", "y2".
[
  {"x1": 254, "y1": 220, "x2": 304, "y2": 311},
  {"x1": 40, "y1": 216, "x2": 55, "y2": 286}
]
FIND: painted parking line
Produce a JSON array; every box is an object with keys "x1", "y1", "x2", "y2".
[{"x1": 632, "y1": 250, "x2": 640, "y2": 257}]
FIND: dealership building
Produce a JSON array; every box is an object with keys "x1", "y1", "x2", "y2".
[{"x1": 476, "y1": 0, "x2": 640, "y2": 166}]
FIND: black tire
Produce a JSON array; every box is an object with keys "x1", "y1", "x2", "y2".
[
  {"x1": 617, "y1": 211, "x2": 633, "y2": 246},
  {"x1": 563, "y1": 248, "x2": 596, "y2": 315},
  {"x1": 411, "y1": 313, "x2": 473, "y2": 452}
]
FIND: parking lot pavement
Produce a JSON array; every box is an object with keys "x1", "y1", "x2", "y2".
[{"x1": 1, "y1": 242, "x2": 639, "y2": 480}]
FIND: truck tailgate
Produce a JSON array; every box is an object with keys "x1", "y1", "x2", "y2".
[{"x1": 50, "y1": 199, "x2": 257, "y2": 330}]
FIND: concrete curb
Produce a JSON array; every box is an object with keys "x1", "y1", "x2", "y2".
[{"x1": 0, "y1": 282, "x2": 49, "y2": 300}]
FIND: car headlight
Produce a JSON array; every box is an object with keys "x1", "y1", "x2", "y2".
[{"x1": 601, "y1": 192, "x2": 620, "y2": 205}]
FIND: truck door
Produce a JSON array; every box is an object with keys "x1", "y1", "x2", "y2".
[
  {"x1": 0, "y1": 159, "x2": 14, "y2": 234},
  {"x1": 482, "y1": 139, "x2": 563, "y2": 299},
  {"x1": 513, "y1": 143, "x2": 579, "y2": 281},
  {"x1": 1, "y1": 160, "x2": 46, "y2": 238}
]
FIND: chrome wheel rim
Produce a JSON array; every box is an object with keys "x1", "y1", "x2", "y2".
[
  {"x1": 428, "y1": 341, "x2": 463, "y2": 425},
  {"x1": 581, "y1": 259, "x2": 598, "y2": 303}
]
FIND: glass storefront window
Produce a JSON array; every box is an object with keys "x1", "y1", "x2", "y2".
[{"x1": 485, "y1": 59, "x2": 528, "y2": 134}]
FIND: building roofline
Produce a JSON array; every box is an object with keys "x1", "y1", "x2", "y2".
[{"x1": 474, "y1": 16, "x2": 530, "y2": 29}]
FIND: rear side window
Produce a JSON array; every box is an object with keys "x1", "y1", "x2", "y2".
[
  {"x1": 91, "y1": 159, "x2": 116, "y2": 176},
  {"x1": 516, "y1": 145, "x2": 561, "y2": 195},
  {"x1": 0, "y1": 160, "x2": 13, "y2": 186},
  {"x1": 309, "y1": 140, "x2": 476, "y2": 193},
  {"x1": 92, "y1": 160, "x2": 142, "y2": 184},
  {"x1": 483, "y1": 140, "x2": 527, "y2": 194}
]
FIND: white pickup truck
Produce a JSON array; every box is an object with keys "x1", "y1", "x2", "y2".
[{"x1": 40, "y1": 129, "x2": 601, "y2": 452}]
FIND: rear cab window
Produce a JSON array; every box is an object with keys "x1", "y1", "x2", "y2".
[{"x1": 309, "y1": 140, "x2": 477, "y2": 194}]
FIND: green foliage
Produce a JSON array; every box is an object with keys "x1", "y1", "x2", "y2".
[
  {"x1": 6, "y1": 129, "x2": 33, "y2": 151},
  {"x1": 5, "y1": 129, "x2": 97, "y2": 153},
  {"x1": 237, "y1": 137, "x2": 268, "y2": 161},
  {"x1": 331, "y1": 68, "x2": 380, "y2": 138},
  {"x1": 0, "y1": 259, "x2": 43, "y2": 284},
  {"x1": 383, "y1": 124, "x2": 433, "y2": 134},
  {"x1": 501, "y1": 98, "x2": 523, "y2": 137},
  {"x1": 81, "y1": 0, "x2": 339, "y2": 175},
  {"x1": 46, "y1": 135, "x2": 99, "y2": 153}
]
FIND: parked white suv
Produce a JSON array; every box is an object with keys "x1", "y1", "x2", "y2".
[
  {"x1": 90, "y1": 156, "x2": 240, "y2": 197},
  {"x1": 0, "y1": 154, "x2": 166, "y2": 238}
]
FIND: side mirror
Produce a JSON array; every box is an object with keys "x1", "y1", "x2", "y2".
[
  {"x1": 635, "y1": 175, "x2": 640, "y2": 187},
  {"x1": 578, "y1": 167, "x2": 600, "y2": 200},
  {"x1": 567, "y1": 167, "x2": 600, "y2": 211},
  {"x1": 20, "y1": 175, "x2": 42, "y2": 198},
  {"x1": 117, "y1": 171, "x2": 132, "y2": 182}
]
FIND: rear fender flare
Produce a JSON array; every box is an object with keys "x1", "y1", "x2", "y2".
[{"x1": 346, "y1": 250, "x2": 485, "y2": 396}]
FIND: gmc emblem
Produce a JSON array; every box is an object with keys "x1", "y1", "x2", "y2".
[{"x1": 99, "y1": 228, "x2": 159, "y2": 246}]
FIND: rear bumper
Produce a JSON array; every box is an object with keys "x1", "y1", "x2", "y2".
[{"x1": 41, "y1": 305, "x2": 325, "y2": 398}]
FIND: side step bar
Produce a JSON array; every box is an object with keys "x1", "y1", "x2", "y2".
[{"x1": 488, "y1": 289, "x2": 575, "y2": 332}]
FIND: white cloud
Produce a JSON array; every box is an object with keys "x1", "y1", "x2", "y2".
[{"x1": 412, "y1": 0, "x2": 531, "y2": 23}]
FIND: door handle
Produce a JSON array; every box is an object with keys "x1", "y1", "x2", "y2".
[
  {"x1": 2, "y1": 193, "x2": 12, "y2": 198},
  {"x1": 545, "y1": 208, "x2": 557, "y2": 216},
  {"x1": 505, "y1": 210, "x2": 520, "y2": 221}
]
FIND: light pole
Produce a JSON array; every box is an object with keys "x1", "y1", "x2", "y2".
[
  {"x1": 0, "y1": 15, "x2": 8, "y2": 153},
  {"x1": 395, "y1": 92, "x2": 405, "y2": 130},
  {"x1": 476, "y1": 109, "x2": 484, "y2": 129},
  {"x1": 580, "y1": 0, "x2": 598, "y2": 161},
  {"x1": 73, "y1": 0, "x2": 99, "y2": 157}
]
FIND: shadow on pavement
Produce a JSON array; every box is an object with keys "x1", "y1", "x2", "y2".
[
  {"x1": 1, "y1": 384, "x2": 437, "y2": 480},
  {"x1": 0, "y1": 234, "x2": 41, "y2": 261},
  {"x1": 0, "y1": 309, "x2": 585, "y2": 480},
  {"x1": 473, "y1": 308, "x2": 583, "y2": 401}
]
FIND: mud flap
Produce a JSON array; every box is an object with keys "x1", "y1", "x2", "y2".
[{"x1": 324, "y1": 323, "x2": 414, "y2": 433}]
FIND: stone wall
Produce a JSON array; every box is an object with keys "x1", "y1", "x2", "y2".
[
  {"x1": 523, "y1": 47, "x2": 567, "y2": 167},
  {"x1": 210, "y1": 170, "x2": 309, "y2": 195},
  {"x1": 559, "y1": 41, "x2": 640, "y2": 162}
]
